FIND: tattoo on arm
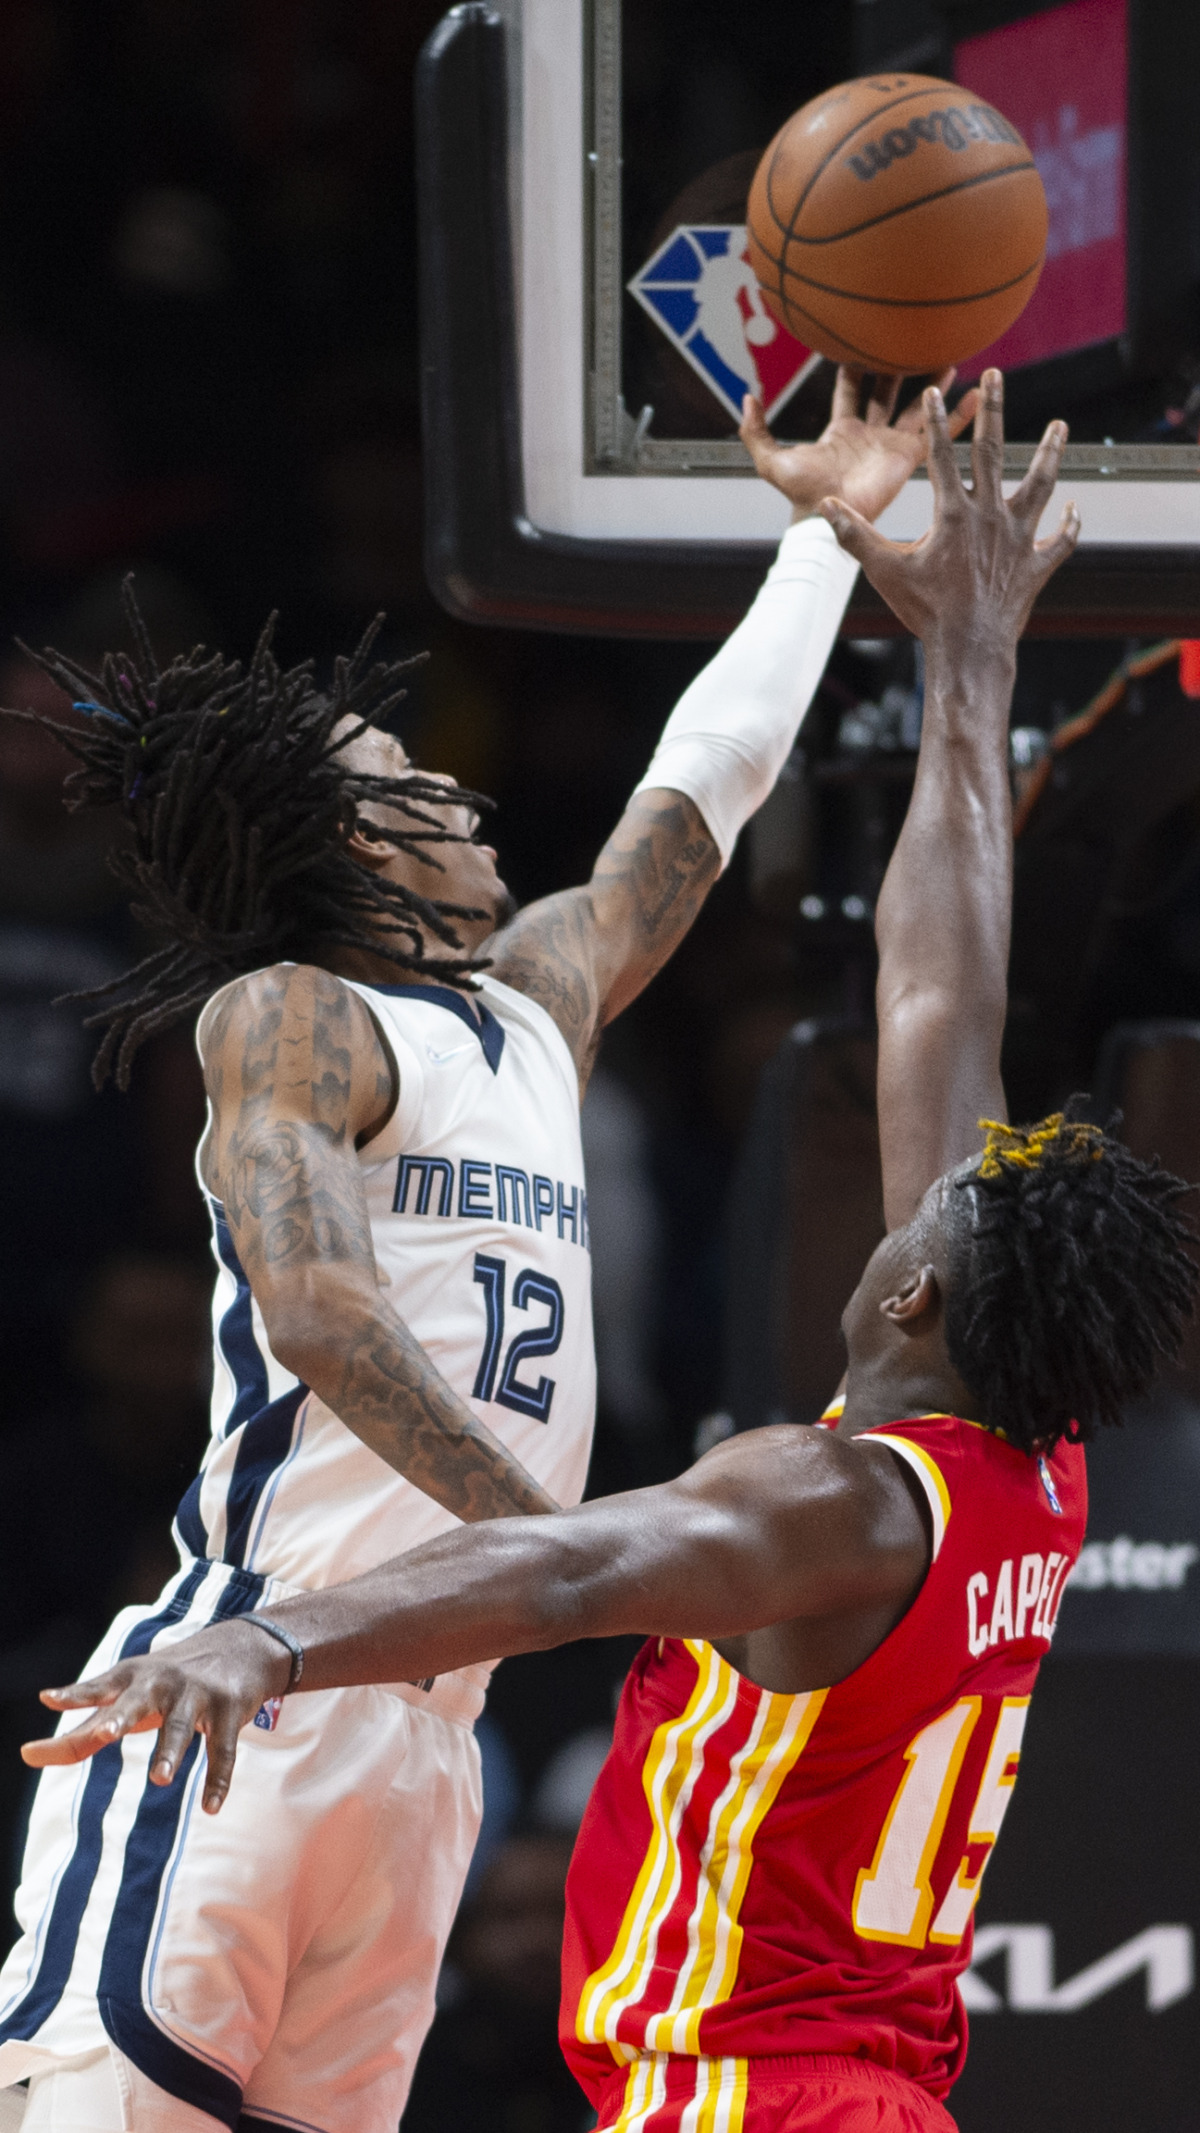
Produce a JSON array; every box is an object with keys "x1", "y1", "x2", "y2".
[
  {"x1": 489, "y1": 893, "x2": 598, "y2": 1065},
  {"x1": 329, "y1": 1307, "x2": 558, "y2": 1521},
  {"x1": 490, "y1": 792, "x2": 720, "y2": 1082},
  {"x1": 208, "y1": 965, "x2": 557, "y2": 1523}
]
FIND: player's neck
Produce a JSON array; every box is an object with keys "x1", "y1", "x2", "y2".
[
  {"x1": 837, "y1": 1355, "x2": 974, "y2": 1438},
  {"x1": 316, "y1": 930, "x2": 489, "y2": 998}
]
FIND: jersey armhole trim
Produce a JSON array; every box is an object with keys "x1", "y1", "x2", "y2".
[
  {"x1": 354, "y1": 998, "x2": 403, "y2": 1148},
  {"x1": 868, "y1": 1433, "x2": 951, "y2": 1560},
  {"x1": 337, "y1": 980, "x2": 427, "y2": 1161}
]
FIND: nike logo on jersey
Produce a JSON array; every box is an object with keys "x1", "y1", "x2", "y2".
[{"x1": 426, "y1": 1041, "x2": 476, "y2": 1063}]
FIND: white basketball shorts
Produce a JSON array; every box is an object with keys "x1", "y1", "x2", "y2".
[{"x1": 0, "y1": 1559, "x2": 483, "y2": 2132}]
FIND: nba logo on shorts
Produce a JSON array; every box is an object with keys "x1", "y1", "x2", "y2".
[
  {"x1": 628, "y1": 225, "x2": 820, "y2": 422},
  {"x1": 254, "y1": 1697, "x2": 283, "y2": 1732}
]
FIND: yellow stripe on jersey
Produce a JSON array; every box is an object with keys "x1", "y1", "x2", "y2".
[
  {"x1": 685, "y1": 2056, "x2": 749, "y2": 2133},
  {"x1": 644, "y1": 1668, "x2": 827, "y2": 2055},
  {"x1": 609, "y1": 2057, "x2": 668, "y2": 2133},
  {"x1": 576, "y1": 1642, "x2": 738, "y2": 2058},
  {"x1": 604, "y1": 2054, "x2": 748, "y2": 2133},
  {"x1": 870, "y1": 1432, "x2": 952, "y2": 1558}
]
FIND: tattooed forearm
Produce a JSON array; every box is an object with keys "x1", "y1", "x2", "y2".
[
  {"x1": 592, "y1": 801, "x2": 719, "y2": 961},
  {"x1": 328, "y1": 1308, "x2": 558, "y2": 1521},
  {"x1": 489, "y1": 789, "x2": 719, "y2": 1081},
  {"x1": 227, "y1": 1135, "x2": 556, "y2": 1516}
]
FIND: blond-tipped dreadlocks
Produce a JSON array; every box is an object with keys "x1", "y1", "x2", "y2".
[{"x1": 944, "y1": 1107, "x2": 1197, "y2": 1453}]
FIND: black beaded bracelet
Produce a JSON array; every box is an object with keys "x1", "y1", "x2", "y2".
[{"x1": 246, "y1": 1615, "x2": 305, "y2": 1690}]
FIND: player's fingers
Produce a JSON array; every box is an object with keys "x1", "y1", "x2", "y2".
[
  {"x1": 944, "y1": 386, "x2": 980, "y2": 441},
  {"x1": 894, "y1": 368, "x2": 952, "y2": 435},
  {"x1": 831, "y1": 367, "x2": 864, "y2": 422},
  {"x1": 738, "y1": 394, "x2": 776, "y2": 470},
  {"x1": 865, "y1": 374, "x2": 902, "y2": 426},
  {"x1": 42, "y1": 1655, "x2": 132, "y2": 1706},
  {"x1": 201, "y1": 1703, "x2": 248, "y2": 1816},
  {"x1": 22, "y1": 1719, "x2": 110, "y2": 1768},
  {"x1": 970, "y1": 367, "x2": 1005, "y2": 505},
  {"x1": 21, "y1": 1691, "x2": 161, "y2": 1766},
  {"x1": 1033, "y1": 500, "x2": 1081, "y2": 579},
  {"x1": 922, "y1": 386, "x2": 963, "y2": 514},
  {"x1": 64, "y1": 1668, "x2": 176, "y2": 1755},
  {"x1": 150, "y1": 1698, "x2": 205, "y2": 1787},
  {"x1": 39, "y1": 1669, "x2": 130, "y2": 1710},
  {"x1": 1010, "y1": 417, "x2": 1069, "y2": 524},
  {"x1": 819, "y1": 496, "x2": 894, "y2": 570}
]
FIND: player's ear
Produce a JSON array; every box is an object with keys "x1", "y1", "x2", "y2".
[
  {"x1": 879, "y1": 1264, "x2": 941, "y2": 1332},
  {"x1": 346, "y1": 823, "x2": 393, "y2": 873}
]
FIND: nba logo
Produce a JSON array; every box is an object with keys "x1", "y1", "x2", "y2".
[
  {"x1": 628, "y1": 225, "x2": 820, "y2": 422},
  {"x1": 1037, "y1": 1456, "x2": 1063, "y2": 1515},
  {"x1": 253, "y1": 1697, "x2": 283, "y2": 1732}
]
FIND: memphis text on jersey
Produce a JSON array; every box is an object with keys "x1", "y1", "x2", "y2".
[{"x1": 393, "y1": 1152, "x2": 590, "y2": 1249}]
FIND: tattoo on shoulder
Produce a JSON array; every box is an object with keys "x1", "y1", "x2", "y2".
[
  {"x1": 211, "y1": 966, "x2": 380, "y2": 1279},
  {"x1": 488, "y1": 793, "x2": 718, "y2": 1073},
  {"x1": 492, "y1": 895, "x2": 596, "y2": 1059}
]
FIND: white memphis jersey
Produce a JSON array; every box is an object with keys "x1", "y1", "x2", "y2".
[{"x1": 175, "y1": 972, "x2": 596, "y2": 1600}]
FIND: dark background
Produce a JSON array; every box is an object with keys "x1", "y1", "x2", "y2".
[{"x1": 0, "y1": 3, "x2": 1198, "y2": 2130}]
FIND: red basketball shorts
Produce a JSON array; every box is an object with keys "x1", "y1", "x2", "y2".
[{"x1": 594, "y1": 2052, "x2": 958, "y2": 2133}]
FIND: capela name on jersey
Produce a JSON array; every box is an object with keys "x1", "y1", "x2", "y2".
[{"x1": 966, "y1": 1551, "x2": 1072, "y2": 1656}]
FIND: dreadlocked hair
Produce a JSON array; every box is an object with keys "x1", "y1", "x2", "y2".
[
  {"x1": 5, "y1": 578, "x2": 496, "y2": 1090},
  {"x1": 943, "y1": 1107, "x2": 1199, "y2": 1454}
]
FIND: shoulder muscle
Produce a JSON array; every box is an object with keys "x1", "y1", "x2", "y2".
[
  {"x1": 685, "y1": 1424, "x2": 929, "y2": 1617},
  {"x1": 201, "y1": 964, "x2": 395, "y2": 1172}
]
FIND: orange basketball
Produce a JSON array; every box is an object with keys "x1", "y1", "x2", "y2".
[{"x1": 746, "y1": 74, "x2": 1048, "y2": 374}]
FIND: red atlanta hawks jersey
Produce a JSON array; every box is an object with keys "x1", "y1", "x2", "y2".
[{"x1": 561, "y1": 1414, "x2": 1087, "y2": 2107}]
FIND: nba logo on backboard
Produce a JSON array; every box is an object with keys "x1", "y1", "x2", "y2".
[{"x1": 628, "y1": 226, "x2": 820, "y2": 423}]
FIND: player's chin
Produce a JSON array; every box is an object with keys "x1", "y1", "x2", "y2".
[
  {"x1": 450, "y1": 872, "x2": 513, "y2": 941},
  {"x1": 489, "y1": 877, "x2": 517, "y2": 930},
  {"x1": 490, "y1": 883, "x2": 517, "y2": 934}
]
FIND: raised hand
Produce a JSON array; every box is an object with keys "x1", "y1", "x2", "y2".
[
  {"x1": 818, "y1": 368, "x2": 1080, "y2": 650},
  {"x1": 740, "y1": 365, "x2": 980, "y2": 527},
  {"x1": 22, "y1": 1619, "x2": 291, "y2": 1814}
]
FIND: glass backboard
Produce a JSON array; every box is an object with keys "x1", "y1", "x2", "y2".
[{"x1": 417, "y1": 0, "x2": 1200, "y2": 635}]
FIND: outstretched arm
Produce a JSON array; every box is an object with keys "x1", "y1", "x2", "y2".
[
  {"x1": 823, "y1": 372, "x2": 1079, "y2": 1229},
  {"x1": 25, "y1": 1423, "x2": 925, "y2": 1809},
  {"x1": 203, "y1": 963, "x2": 556, "y2": 1518},
  {"x1": 489, "y1": 371, "x2": 977, "y2": 1085}
]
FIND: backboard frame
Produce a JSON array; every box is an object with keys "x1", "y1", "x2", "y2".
[{"x1": 417, "y1": 2, "x2": 1200, "y2": 638}]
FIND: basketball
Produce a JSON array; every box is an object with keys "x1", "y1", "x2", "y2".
[{"x1": 746, "y1": 74, "x2": 1048, "y2": 375}]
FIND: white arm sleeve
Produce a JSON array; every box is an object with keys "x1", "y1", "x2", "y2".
[{"x1": 631, "y1": 515, "x2": 859, "y2": 869}]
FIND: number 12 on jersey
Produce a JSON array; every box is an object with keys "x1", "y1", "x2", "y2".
[
  {"x1": 852, "y1": 1695, "x2": 1030, "y2": 1948},
  {"x1": 472, "y1": 1253, "x2": 565, "y2": 1422}
]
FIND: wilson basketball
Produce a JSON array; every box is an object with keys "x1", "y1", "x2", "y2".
[{"x1": 746, "y1": 74, "x2": 1048, "y2": 374}]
